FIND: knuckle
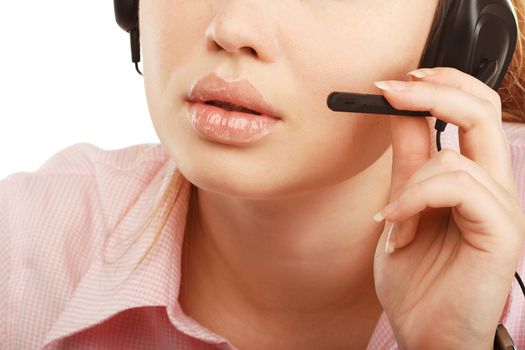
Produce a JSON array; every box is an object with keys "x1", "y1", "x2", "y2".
[
  {"x1": 482, "y1": 99, "x2": 500, "y2": 122},
  {"x1": 453, "y1": 169, "x2": 473, "y2": 186},
  {"x1": 403, "y1": 181, "x2": 423, "y2": 201},
  {"x1": 436, "y1": 149, "x2": 460, "y2": 169},
  {"x1": 440, "y1": 67, "x2": 458, "y2": 75},
  {"x1": 491, "y1": 91, "x2": 502, "y2": 110},
  {"x1": 431, "y1": 81, "x2": 439, "y2": 96}
]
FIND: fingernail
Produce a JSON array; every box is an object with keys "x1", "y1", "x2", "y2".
[
  {"x1": 374, "y1": 80, "x2": 410, "y2": 92},
  {"x1": 407, "y1": 68, "x2": 436, "y2": 78},
  {"x1": 373, "y1": 199, "x2": 398, "y2": 222},
  {"x1": 384, "y1": 221, "x2": 397, "y2": 254}
]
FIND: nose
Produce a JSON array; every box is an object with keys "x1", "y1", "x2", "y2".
[{"x1": 205, "y1": 1, "x2": 280, "y2": 62}]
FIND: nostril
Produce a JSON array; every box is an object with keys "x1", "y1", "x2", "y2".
[
  {"x1": 207, "y1": 40, "x2": 223, "y2": 53},
  {"x1": 240, "y1": 47, "x2": 257, "y2": 56}
]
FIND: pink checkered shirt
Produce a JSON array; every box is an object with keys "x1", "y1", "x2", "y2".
[{"x1": 2, "y1": 121, "x2": 525, "y2": 349}]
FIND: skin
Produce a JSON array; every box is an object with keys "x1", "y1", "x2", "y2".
[{"x1": 139, "y1": 1, "x2": 525, "y2": 349}]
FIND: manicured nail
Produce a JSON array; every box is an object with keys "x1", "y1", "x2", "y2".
[
  {"x1": 384, "y1": 221, "x2": 397, "y2": 254},
  {"x1": 374, "y1": 80, "x2": 410, "y2": 92},
  {"x1": 374, "y1": 81, "x2": 392, "y2": 91},
  {"x1": 407, "y1": 68, "x2": 436, "y2": 78},
  {"x1": 373, "y1": 199, "x2": 398, "y2": 222}
]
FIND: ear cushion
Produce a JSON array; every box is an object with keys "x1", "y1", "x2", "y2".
[
  {"x1": 420, "y1": 0, "x2": 517, "y2": 90},
  {"x1": 114, "y1": 0, "x2": 139, "y2": 33}
]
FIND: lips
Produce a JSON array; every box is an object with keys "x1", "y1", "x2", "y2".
[
  {"x1": 186, "y1": 72, "x2": 281, "y2": 119},
  {"x1": 204, "y1": 100, "x2": 262, "y2": 115}
]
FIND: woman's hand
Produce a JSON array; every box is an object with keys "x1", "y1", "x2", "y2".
[{"x1": 372, "y1": 67, "x2": 525, "y2": 350}]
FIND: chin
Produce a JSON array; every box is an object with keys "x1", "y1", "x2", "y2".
[{"x1": 183, "y1": 168, "x2": 290, "y2": 200}]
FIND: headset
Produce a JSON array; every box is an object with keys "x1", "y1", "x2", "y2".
[
  {"x1": 113, "y1": 1, "x2": 521, "y2": 348},
  {"x1": 327, "y1": 0, "x2": 518, "y2": 151}
]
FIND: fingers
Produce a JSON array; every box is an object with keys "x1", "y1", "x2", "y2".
[
  {"x1": 403, "y1": 149, "x2": 516, "y2": 213},
  {"x1": 372, "y1": 67, "x2": 522, "y2": 258},
  {"x1": 378, "y1": 170, "x2": 522, "y2": 255},
  {"x1": 374, "y1": 169, "x2": 525, "y2": 253},
  {"x1": 375, "y1": 70, "x2": 515, "y2": 197},
  {"x1": 407, "y1": 67, "x2": 503, "y2": 115},
  {"x1": 386, "y1": 212, "x2": 420, "y2": 253},
  {"x1": 374, "y1": 149, "x2": 522, "y2": 253},
  {"x1": 387, "y1": 113, "x2": 431, "y2": 257},
  {"x1": 388, "y1": 115, "x2": 431, "y2": 200}
]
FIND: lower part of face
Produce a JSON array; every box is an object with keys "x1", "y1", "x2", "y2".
[{"x1": 140, "y1": 0, "x2": 439, "y2": 200}]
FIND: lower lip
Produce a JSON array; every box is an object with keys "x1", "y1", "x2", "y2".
[{"x1": 186, "y1": 101, "x2": 280, "y2": 145}]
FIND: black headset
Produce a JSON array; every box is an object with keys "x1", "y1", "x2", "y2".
[{"x1": 113, "y1": 1, "x2": 521, "y2": 348}]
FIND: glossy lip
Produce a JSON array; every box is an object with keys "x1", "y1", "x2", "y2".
[
  {"x1": 185, "y1": 72, "x2": 282, "y2": 120},
  {"x1": 188, "y1": 102, "x2": 279, "y2": 145}
]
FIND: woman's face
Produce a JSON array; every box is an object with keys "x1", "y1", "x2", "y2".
[{"x1": 139, "y1": 0, "x2": 440, "y2": 199}]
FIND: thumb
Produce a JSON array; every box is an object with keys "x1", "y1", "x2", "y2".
[
  {"x1": 388, "y1": 115, "x2": 432, "y2": 201},
  {"x1": 380, "y1": 114, "x2": 433, "y2": 253}
]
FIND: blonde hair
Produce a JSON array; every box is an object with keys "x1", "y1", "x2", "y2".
[
  {"x1": 102, "y1": 167, "x2": 195, "y2": 291},
  {"x1": 499, "y1": 1, "x2": 525, "y2": 123},
  {"x1": 108, "y1": 0, "x2": 525, "y2": 289}
]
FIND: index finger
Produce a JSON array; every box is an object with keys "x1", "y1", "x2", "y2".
[
  {"x1": 376, "y1": 78, "x2": 516, "y2": 198},
  {"x1": 408, "y1": 67, "x2": 503, "y2": 116}
]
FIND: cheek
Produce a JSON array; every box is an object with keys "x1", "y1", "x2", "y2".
[
  {"x1": 140, "y1": 1, "x2": 210, "y2": 94},
  {"x1": 297, "y1": 117, "x2": 392, "y2": 181},
  {"x1": 283, "y1": 7, "x2": 433, "y2": 98}
]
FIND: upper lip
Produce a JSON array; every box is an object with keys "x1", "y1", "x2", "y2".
[{"x1": 186, "y1": 73, "x2": 281, "y2": 119}]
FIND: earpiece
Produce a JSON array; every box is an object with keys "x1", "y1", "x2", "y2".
[
  {"x1": 114, "y1": 0, "x2": 138, "y2": 33},
  {"x1": 420, "y1": 0, "x2": 517, "y2": 91},
  {"x1": 113, "y1": 0, "x2": 141, "y2": 75}
]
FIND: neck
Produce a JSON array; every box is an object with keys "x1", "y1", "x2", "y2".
[{"x1": 179, "y1": 145, "x2": 393, "y2": 348}]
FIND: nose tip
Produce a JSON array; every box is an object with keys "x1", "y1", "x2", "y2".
[
  {"x1": 206, "y1": 24, "x2": 258, "y2": 57},
  {"x1": 204, "y1": 8, "x2": 279, "y2": 62}
]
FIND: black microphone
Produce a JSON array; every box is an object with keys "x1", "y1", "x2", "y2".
[
  {"x1": 326, "y1": 60, "x2": 499, "y2": 134},
  {"x1": 326, "y1": 91, "x2": 432, "y2": 117},
  {"x1": 326, "y1": 60, "x2": 497, "y2": 116}
]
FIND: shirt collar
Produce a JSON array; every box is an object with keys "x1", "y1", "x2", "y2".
[{"x1": 42, "y1": 154, "x2": 231, "y2": 348}]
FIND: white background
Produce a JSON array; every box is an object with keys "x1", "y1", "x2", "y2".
[{"x1": 0, "y1": 1, "x2": 158, "y2": 180}]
